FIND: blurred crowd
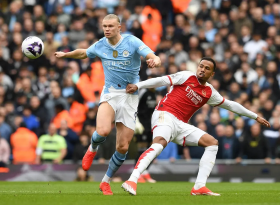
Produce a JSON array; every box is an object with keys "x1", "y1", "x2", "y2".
[{"x1": 0, "y1": 0, "x2": 280, "y2": 168}]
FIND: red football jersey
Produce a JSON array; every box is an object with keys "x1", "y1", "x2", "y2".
[{"x1": 156, "y1": 71, "x2": 224, "y2": 123}]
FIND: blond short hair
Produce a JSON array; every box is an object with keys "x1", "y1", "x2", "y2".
[{"x1": 103, "y1": 14, "x2": 120, "y2": 23}]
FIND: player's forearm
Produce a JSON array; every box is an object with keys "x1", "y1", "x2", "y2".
[
  {"x1": 219, "y1": 99, "x2": 258, "y2": 119},
  {"x1": 64, "y1": 49, "x2": 87, "y2": 59},
  {"x1": 136, "y1": 76, "x2": 170, "y2": 89}
]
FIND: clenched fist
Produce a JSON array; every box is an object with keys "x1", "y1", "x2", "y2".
[
  {"x1": 126, "y1": 84, "x2": 138, "y2": 94},
  {"x1": 54, "y1": 51, "x2": 66, "y2": 58}
]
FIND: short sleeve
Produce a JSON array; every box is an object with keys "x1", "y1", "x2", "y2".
[
  {"x1": 86, "y1": 41, "x2": 98, "y2": 58},
  {"x1": 37, "y1": 136, "x2": 44, "y2": 149},
  {"x1": 207, "y1": 85, "x2": 225, "y2": 106},
  {"x1": 58, "y1": 136, "x2": 67, "y2": 149},
  {"x1": 168, "y1": 71, "x2": 193, "y2": 86},
  {"x1": 132, "y1": 36, "x2": 154, "y2": 58}
]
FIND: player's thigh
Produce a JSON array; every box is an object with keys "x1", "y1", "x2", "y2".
[
  {"x1": 152, "y1": 125, "x2": 172, "y2": 148},
  {"x1": 116, "y1": 94, "x2": 139, "y2": 131},
  {"x1": 115, "y1": 122, "x2": 135, "y2": 154},
  {"x1": 151, "y1": 111, "x2": 175, "y2": 147},
  {"x1": 96, "y1": 102, "x2": 115, "y2": 136},
  {"x1": 172, "y1": 125, "x2": 206, "y2": 147}
]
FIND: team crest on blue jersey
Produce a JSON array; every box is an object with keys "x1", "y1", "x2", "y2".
[
  {"x1": 123, "y1": 50, "x2": 129, "y2": 57},
  {"x1": 113, "y1": 50, "x2": 118, "y2": 58}
]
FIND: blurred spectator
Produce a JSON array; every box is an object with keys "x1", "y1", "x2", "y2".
[
  {"x1": 36, "y1": 123, "x2": 67, "y2": 164},
  {"x1": 244, "y1": 32, "x2": 268, "y2": 63},
  {"x1": 156, "y1": 142, "x2": 177, "y2": 162},
  {"x1": 68, "y1": 95, "x2": 87, "y2": 133},
  {"x1": 58, "y1": 120, "x2": 79, "y2": 159},
  {"x1": 237, "y1": 123, "x2": 271, "y2": 163},
  {"x1": 234, "y1": 62, "x2": 258, "y2": 85},
  {"x1": 207, "y1": 112, "x2": 221, "y2": 137},
  {"x1": 0, "y1": 136, "x2": 10, "y2": 165},
  {"x1": 73, "y1": 131, "x2": 90, "y2": 163},
  {"x1": 54, "y1": 24, "x2": 68, "y2": 43},
  {"x1": 234, "y1": 117, "x2": 246, "y2": 140},
  {"x1": 22, "y1": 105, "x2": 39, "y2": 133},
  {"x1": 44, "y1": 31, "x2": 60, "y2": 57},
  {"x1": 221, "y1": 125, "x2": 240, "y2": 159},
  {"x1": 32, "y1": 66, "x2": 51, "y2": 102},
  {"x1": 75, "y1": 166, "x2": 93, "y2": 181},
  {"x1": 45, "y1": 86, "x2": 69, "y2": 119},
  {"x1": 34, "y1": 21, "x2": 46, "y2": 42},
  {"x1": 83, "y1": 107, "x2": 97, "y2": 133},
  {"x1": 10, "y1": 118, "x2": 38, "y2": 164},
  {"x1": 22, "y1": 18, "x2": 35, "y2": 40},
  {"x1": 57, "y1": 36, "x2": 73, "y2": 53},
  {"x1": 0, "y1": 114, "x2": 12, "y2": 141},
  {"x1": 5, "y1": 1, "x2": 22, "y2": 31},
  {"x1": 52, "y1": 103, "x2": 74, "y2": 130},
  {"x1": 0, "y1": 66, "x2": 13, "y2": 92},
  {"x1": 68, "y1": 19, "x2": 86, "y2": 48},
  {"x1": 30, "y1": 95, "x2": 48, "y2": 135},
  {"x1": 142, "y1": 13, "x2": 162, "y2": 51},
  {"x1": 4, "y1": 101, "x2": 17, "y2": 131},
  {"x1": 167, "y1": 42, "x2": 188, "y2": 67},
  {"x1": 252, "y1": 7, "x2": 270, "y2": 39}
]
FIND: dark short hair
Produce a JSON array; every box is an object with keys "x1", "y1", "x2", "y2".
[{"x1": 199, "y1": 57, "x2": 216, "y2": 71}]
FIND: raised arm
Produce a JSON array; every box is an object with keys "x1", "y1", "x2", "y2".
[
  {"x1": 219, "y1": 99, "x2": 271, "y2": 127},
  {"x1": 54, "y1": 49, "x2": 88, "y2": 59}
]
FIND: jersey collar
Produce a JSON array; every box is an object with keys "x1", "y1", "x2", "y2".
[{"x1": 106, "y1": 35, "x2": 123, "y2": 49}]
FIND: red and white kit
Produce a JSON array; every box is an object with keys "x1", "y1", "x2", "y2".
[{"x1": 136, "y1": 71, "x2": 257, "y2": 146}]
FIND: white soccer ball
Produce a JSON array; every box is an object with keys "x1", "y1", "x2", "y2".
[{"x1": 21, "y1": 36, "x2": 44, "y2": 59}]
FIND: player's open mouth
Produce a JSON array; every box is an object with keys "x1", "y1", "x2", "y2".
[{"x1": 198, "y1": 73, "x2": 204, "y2": 77}]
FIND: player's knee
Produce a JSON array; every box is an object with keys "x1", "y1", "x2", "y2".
[
  {"x1": 212, "y1": 139, "x2": 218, "y2": 146},
  {"x1": 96, "y1": 126, "x2": 111, "y2": 136},
  {"x1": 116, "y1": 144, "x2": 129, "y2": 154}
]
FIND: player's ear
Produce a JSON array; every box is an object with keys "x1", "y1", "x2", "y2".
[{"x1": 211, "y1": 71, "x2": 215, "y2": 77}]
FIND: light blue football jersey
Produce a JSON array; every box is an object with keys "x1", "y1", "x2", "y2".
[{"x1": 86, "y1": 34, "x2": 153, "y2": 94}]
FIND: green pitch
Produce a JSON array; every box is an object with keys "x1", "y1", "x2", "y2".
[{"x1": 1, "y1": 182, "x2": 279, "y2": 205}]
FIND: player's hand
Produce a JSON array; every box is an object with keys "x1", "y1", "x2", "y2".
[
  {"x1": 235, "y1": 157, "x2": 242, "y2": 164},
  {"x1": 126, "y1": 84, "x2": 138, "y2": 94},
  {"x1": 264, "y1": 157, "x2": 271, "y2": 164},
  {"x1": 146, "y1": 57, "x2": 161, "y2": 68},
  {"x1": 53, "y1": 159, "x2": 60, "y2": 164},
  {"x1": 54, "y1": 51, "x2": 66, "y2": 58},
  {"x1": 255, "y1": 116, "x2": 271, "y2": 127}
]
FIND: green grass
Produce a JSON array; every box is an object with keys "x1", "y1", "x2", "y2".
[{"x1": 0, "y1": 182, "x2": 280, "y2": 205}]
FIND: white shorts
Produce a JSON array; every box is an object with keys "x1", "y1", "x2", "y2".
[
  {"x1": 100, "y1": 87, "x2": 139, "y2": 131},
  {"x1": 151, "y1": 110, "x2": 206, "y2": 146}
]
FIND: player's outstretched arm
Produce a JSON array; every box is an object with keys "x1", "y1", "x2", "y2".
[
  {"x1": 126, "y1": 75, "x2": 172, "y2": 94},
  {"x1": 218, "y1": 99, "x2": 271, "y2": 127},
  {"x1": 54, "y1": 49, "x2": 87, "y2": 59},
  {"x1": 146, "y1": 53, "x2": 161, "y2": 68}
]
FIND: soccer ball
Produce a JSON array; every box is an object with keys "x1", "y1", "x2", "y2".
[{"x1": 21, "y1": 36, "x2": 44, "y2": 59}]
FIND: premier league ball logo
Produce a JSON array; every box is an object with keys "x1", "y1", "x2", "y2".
[
  {"x1": 27, "y1": 42, "x2": 43, "y2": 57},
  {"x1": 22, "y1": 36, "x2": 44, "y2": 59}
]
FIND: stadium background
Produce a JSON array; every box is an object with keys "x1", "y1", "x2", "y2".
[{"x1": 0, "y1": 0, "x2": 280, "y2": 182}]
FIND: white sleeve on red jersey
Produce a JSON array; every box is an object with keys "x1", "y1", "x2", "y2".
[
  {"x1": 219, "y1": 99, "x2": 258, "y2": 119},
  {"x1": 136, "y1": 71, "x2": 193, "y2": 89},
  {"x1": 207, "y1": 84, "x2": 258, "y2": 119},
  {"x1": 206, "y1": 84, "x2": 225, "y2": 106}
]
